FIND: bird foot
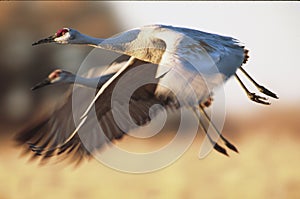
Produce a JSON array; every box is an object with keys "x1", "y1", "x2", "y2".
[
  {"x1": 213, "y1": 143, "x2": 229, "y2": 156},
  {"x1": 248, "y1": 92, "x2": 270, "y2": 105},
  {"x1": 224, "y1": 140, "x2": 239, "y2": 153},
  {"x1": 258, "y1": 85, "x2": 279, "y2": 99}
]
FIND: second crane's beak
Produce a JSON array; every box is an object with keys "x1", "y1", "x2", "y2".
[
  {"x1": 31, "y1": 78, "x2": 52, "y2": 91},
  {"x1": 32, "y1": 35, "x2": 56, "y2": 46}
]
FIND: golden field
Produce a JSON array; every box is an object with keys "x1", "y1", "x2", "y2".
[{"x1": 1, "y1": 107, "x2": 300, "y2": 199}]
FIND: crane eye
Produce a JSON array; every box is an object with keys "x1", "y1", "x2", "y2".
[{"x1": 56, "y1": 29, "x2": 69, "y2": 37}]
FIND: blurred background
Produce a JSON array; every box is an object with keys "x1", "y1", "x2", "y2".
[{"x1": 0, "y1": 2, "x2": 299, "y2": 199}]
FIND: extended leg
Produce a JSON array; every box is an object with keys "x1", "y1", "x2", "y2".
[
  {"x1": 193, "y1": 107, "x2": 228, "y2": 156},
  {"x1": 235, "y1": 74, "x2": 271, "y2": 105},
  {"x1": 198, "y1": 106, "x2": 238, "y2": 153},
  {"x1": 239, "y1": 67, "x2": 278, "y2": 99}
]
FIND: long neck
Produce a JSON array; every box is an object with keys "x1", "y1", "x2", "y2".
[
  {"x1": 74, "y1": 33, "x2": 105, "y2": 47},
  {"x1": 74, "y1": 30, "x2": 162, "y2": 64},
  {"x1": 75, "y1": 31, "x2": 136, "y2": 56},
  {"x1": 71, "y1": 73, "x2": 114, "y2": 89}
]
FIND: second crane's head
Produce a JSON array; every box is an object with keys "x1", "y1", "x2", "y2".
[
  {"x1": 32, "y1": 28, "x2": 80, "y2": 46},
  {"x1": 31, "y1": 69, "x2": 74, "y2": 90}
]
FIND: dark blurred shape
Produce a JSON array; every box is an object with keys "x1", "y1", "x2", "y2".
[{"x1": 0, "y1": 2, "x2": 120, "y2": 137}]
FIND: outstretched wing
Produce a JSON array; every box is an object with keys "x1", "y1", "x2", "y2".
[{"x1": 15, "y1": 55, "x2": 174, "y2": 165}]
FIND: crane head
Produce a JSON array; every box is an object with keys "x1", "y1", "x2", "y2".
[
  {"x1": 31, "y1": 69, "x2": 74, "y2": 90},
  {"x1": 32, "y1": 28, "x2": 76, "y2": 46}
]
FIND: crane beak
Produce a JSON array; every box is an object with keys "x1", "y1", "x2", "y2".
[
  {"x1": 32, "y1": 35, "x2": 56, "y2": 46},
  {"x1": 31, "y1": 78, "x2": 51, "y2": 90}
]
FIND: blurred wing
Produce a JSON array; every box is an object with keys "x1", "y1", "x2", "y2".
[
  {"x1": 78, "y1": 57, "x2": 166, "y2": 156},
  {"x1": 15, "y1": 87, "x2": 90, "y2": 164},
  {"x1": 15, "y1": 55, "x2": 172, "y2": 165}
]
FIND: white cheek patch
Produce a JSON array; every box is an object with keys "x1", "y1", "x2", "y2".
[
  {"x1": 54, "y1": 32, "x2": 71, "y2": 44},
  {"x1": 51, "y1": 78, "x2": 59, "y2": 83}
]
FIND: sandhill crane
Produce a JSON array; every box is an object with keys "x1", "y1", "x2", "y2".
[
  {"x1": 16, "y1": 24, "x2": 278, "y2": 164},
  {"x1": 16, "y1": 56, "x2": 168, "y2": 163},
  {"x1": 32, "y1": 24, "x2": 278, "y2": 105}
]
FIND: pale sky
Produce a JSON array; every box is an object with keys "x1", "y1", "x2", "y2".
[{"x1": 110, "y1": 2, "x2": 300, "y2": 112}]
